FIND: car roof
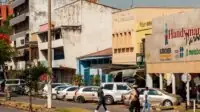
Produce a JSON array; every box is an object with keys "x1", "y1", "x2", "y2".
[{"x1": 101, "y1": 82, "x2": 127, "y2": 84}]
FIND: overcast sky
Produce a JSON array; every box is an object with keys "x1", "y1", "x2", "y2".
[{"x1": 100, "y1": 0, "x2": 200, "y2": 9}]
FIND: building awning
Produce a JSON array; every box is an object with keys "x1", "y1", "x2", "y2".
[
  {"x1": 78, "y1": 48, "x2": 112, "y2": 60},
  {"x1": 10, "y1": 13, "x2": 28, "y2": 26},
  {"x1": 10, "y1": 0, "x2": 26, "y2": 9},
  {"x1": 10, "y1": 31, "x2": 27, "y2": 41},
  {"x1": 110, "y1": 69, "x2": 144, "y2": 78}
]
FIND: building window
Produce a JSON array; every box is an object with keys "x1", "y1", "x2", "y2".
[
  {"x1": 130, "y1": 47, "x2": 134, "y2": 52},
  {"x1": 116, "y1": 33, "x2": 119, "y2": 37},
  {"x1": 126, "y1": 48, "x2": 129, "y2": 52},
  {"x1": 114, "y1": 49, "x2": 117, "y2": 54},
  {"x1": 129, "y1": 31, "x2": 131, "y2": 36},
  {"x1": 54, "y1": 47, "x2": 65, "y2": 60},
  {"x1": 55, "y1": 30, "x2": 61, "y2": 40},
  {"x1": 122, "y1": 48, "x2": 125, "y2": 53},
  {"x1": 14, "y1": 41, "x2": 16, "y2": 47},
  {"x1": 124, "y1": 32, "x2": 127, "y2": 36},
  {"x1": 120, "y1": 33, "x2": 123, "y2": 37},
  {"x1": 112, "y1": 34, "x2": 115, "y2": 38},
  {"x1": 118, "y1": 48, "x2": 121, "y2": 53},
  {"x1": 20, "y1": 39, "x2": 25, "y2": 45}
]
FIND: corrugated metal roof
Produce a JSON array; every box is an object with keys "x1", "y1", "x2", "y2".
[{"x1": 78, "y1": 48, "x2": 112, "y2": 59}]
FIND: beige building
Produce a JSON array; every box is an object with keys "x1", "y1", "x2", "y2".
[
  {"x1": 112, "y1": 7, "x2": 192, "y2": 65},
  {"x1": 146, "y1": 9, "x2": 200, "y2": 97}
]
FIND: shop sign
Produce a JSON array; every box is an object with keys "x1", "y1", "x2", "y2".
[
  {"x1": 186, "y1": 49, "x2": 200, "y2": 56},
  {"x1": 164, "y1": 24, "x2": 200, "y2": 46},
  {"x1": 174, "y1": 47, "x2": 184, "y2": 59},
  {"x1": 182, "y1": 73, "x2": 191, "y2": 83},
  {"x1": 139, "y1": 21, "x2": 152, "y2": 27},
  {"x1": 159, "y1": 48, "x2": 172, "y2": 61}
]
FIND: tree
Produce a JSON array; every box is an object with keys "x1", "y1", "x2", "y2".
[
  {"x1": 0, "y1": 40, "x2": 15, "y2": 79},
  {"x1": 0, "y1": 15, "x2": 13, "y2": 79},
  {"x1": 22, "y1": 64, "x2": 49, "y2": 112},
  {"x1": 72, "y1": 74, "x2": 83, "y2": 86}
]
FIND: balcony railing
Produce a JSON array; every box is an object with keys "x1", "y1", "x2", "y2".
[
  {"x1": 10, "y1": 0, "x2": 26, "y2": 9},
  {"x1": 10, "y1": 13, "x2": 29, "y2": 26}
]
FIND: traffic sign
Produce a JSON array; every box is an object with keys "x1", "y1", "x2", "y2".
[{"x1": 182, "y1": 73, "x2": 191, "y2": 83}]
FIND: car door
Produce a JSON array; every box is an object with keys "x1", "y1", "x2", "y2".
[
  {"x1": 148, "y1": 89, "x2": 163, "y2": 106},
  {"x1": 66, "y1": 87, "x2": 78, "y2": 99},
  {"x1": 91, "y1": 87, "x2": 98, "y2": 101},
  {"x1": 82, "y1": 87, "x2": 94, "y2": 101},
  {"x1": 116, "y1": 84, "x2": 131, "y2": 101}
]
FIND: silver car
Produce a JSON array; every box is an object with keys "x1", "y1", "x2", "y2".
[{"x1": 122, "y1": 88, "x2": 182, "y2": 107}]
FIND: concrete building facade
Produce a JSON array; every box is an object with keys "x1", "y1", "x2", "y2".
[
  {"x1": 146, "y1": 9, "x2": 200, "y2": 97},
  {"x1": 112, "y1": 8, "x2": 192, "y2": 65},
  {"x1": 37, "y1": 0, "x2": 118, "y2": 83}
]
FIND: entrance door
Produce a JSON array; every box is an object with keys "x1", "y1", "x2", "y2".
[{"x1": 84, "y1": 68, "x2": 90, "y2": 86}]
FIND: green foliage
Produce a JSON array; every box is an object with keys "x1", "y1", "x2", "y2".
[
  {"x1": 0, "y1": 15, "x2": 13, "y2": 35},
  {"x1": 93, "y1": 74, "x2": 100, "y2": 86},
  {"x1": 0, "y1": 40, "x2": 15, "y2": 65},
  {"x1": 72, "y1": 74, "x2": 83, "y2": 86},
  {"x1": 22, "y1": 64, "x2": 48, "y2": 93}
]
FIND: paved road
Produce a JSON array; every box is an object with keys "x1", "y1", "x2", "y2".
[
  {"x1": 0, "y1": 106, "x2": 22, "y2": 112},
  {"x1": 11, "y1": 96, "x2": 129, "y2": 112}
]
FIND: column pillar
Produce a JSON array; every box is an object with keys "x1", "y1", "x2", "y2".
[
  {"x1": 159, "y1": 73, "x2": 163, "y2": 90},
  {"x1": 146, "y1": 73, "x2": 153, "y2": 88},
  {"x1": 172, "y1": 73, "x2": 176, "y2": 94}
]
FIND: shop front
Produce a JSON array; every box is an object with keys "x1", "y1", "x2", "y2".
[{"x1": 145, "y1": 10, "x2": 200, "y2": 102}]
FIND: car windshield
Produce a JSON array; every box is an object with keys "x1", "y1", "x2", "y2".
[
  {"x1": 158, "y1": 89, "x2": 171, "y2": 95},
  {"x1": 55, "y1": 86, "x2": 69, "y2": 91},
  {"x1": 52, "y1": 84, "x2": 64, "y2": 88}
]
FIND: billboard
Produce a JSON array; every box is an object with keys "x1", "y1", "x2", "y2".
[{"x1": 146, "y1": 10, "x2": 200, "y2": 63}]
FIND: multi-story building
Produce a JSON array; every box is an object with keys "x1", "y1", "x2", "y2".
[
  {"x1": 37, "y1": 0, "x2": 119, "y2": 83},
  {"x1": 8, "y1": 0, "x2": 49, "y2": 71},
  {"x1": 111, "y1": 7, "x2": 192, "y2": 85},
  {"x1": 146, "y1": 9, "x2": 200, "y2": 96},
  {"x1": 112, "y1": 7, "x2": 192, "y2": 65}
]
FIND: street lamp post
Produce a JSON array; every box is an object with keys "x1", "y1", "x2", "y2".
[{"x1": 47, "y1": 0, "x2": 52, "y2": 109}]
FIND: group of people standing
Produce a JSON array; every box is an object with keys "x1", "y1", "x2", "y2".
[
  {"x1": 129, "y1": 86, "x2": 150, "y2": 112},
  {"x1": 94, "y1": 86, "x2": 151, "y2": 112}
]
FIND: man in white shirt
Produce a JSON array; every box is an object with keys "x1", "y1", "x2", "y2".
[{"x1": 143, "y1": 87, "x2": 150, "y2": 112}]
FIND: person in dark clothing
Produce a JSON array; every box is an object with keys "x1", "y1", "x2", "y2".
[
  {"x1": 134, "y1": 86, "x2": 140, "y2": 112},
  {"x1": 95, "y1": 86, "x2": 108, "y2": 112}
]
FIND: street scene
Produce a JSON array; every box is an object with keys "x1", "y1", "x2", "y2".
[{"x1": 0, "y1": 0, "x2": 200, "y2": 112}]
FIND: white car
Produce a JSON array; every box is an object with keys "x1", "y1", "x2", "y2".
[
  {"x1": 101, "y1": 82, "x2": 132, "y2": 105},
  {"x1": 52, "y1": 86, "x2": 70, "y2": 99},
  {"x1": 56, "y1": 86, "x2": 79, "y2": 100},
  {"x1": 74, "y1": 86, "x2": 99, "y2": 103},
  {"x1": 42, "y1": 83, "x2": 71, "y2": 97}
]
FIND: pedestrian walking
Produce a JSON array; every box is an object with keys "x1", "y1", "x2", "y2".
[
  {"x1": 142, "y1": 87, "x2": 150, "y2": 112},
  {"x1": 95, "y1": 86, "x2": 109, "y2": 112},
  {"x1": 129, "y1": 85, "x2": 138, "y2": 112}
]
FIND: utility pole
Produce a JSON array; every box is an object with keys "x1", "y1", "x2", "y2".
[{"x1": 47, "y1": 0, "x2": 52, "y2": 109}]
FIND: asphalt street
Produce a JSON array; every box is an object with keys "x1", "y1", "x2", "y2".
[{"x1": 11, "y1": 96, "x2": 129, "y2": 112}]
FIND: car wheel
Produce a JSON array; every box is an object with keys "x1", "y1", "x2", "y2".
[
  {"x1": 105, "y1": 96, "x2": 114, "y2": 105},
  {"x1": 77, "y1": 96, "x2": 85, "y2": 103},
  {"x1": 52, "y1": 94, "x2": 57, "y2": 100},
  {"x1": 163, "y1": 100, "x2": 173, "y2": 107}
]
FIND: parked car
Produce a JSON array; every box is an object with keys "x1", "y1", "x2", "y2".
[
  {"x1": 74, "y1": 86, "x2": 99, "y2": 103},
  {"x1": 56, "y1": 86, "x2": 78, "y2": 100},
  {"x1": 5, "y1": 79, "x2": 25, "y2": 95},
  {"x1": 122, "y1": 88, "x2": 182, "y2": 107},
  {"x1": 42, "y1": 83, "x2": 71, "y2": 96},
  {"x1": 52, "y1": 86, "x2": 70, "y2": 99},
  {"x1": 101, "y1": 82, "x2": 132, "y2": 105}
]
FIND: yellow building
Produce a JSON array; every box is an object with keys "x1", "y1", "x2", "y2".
[{"x1": 112, "y1": 7, "x2": 192, "y2": 65}]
